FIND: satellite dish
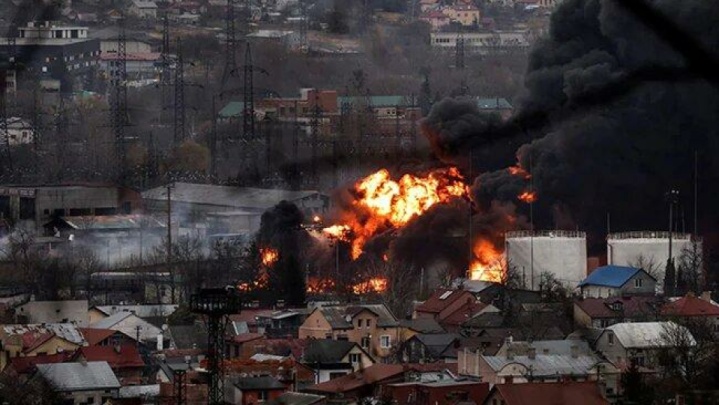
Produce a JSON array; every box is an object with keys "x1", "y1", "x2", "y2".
[
  {"x1": 68, "y1": 234, "x2": 74, "y2": 241},
  {"x1": 345, "y1": 315, "x2": 352, "y2": 323}
]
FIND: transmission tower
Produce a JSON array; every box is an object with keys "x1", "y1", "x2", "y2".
[
  {"x1": 298, "y1": 0, "x2": 308, "y2": 52},
  {"x1": 222, "y1": 0, "x2": 237, "y2": 84},
  {"x1": 174, "y1": 39, "x2": 186, "y2": 144},
  {"x1": 190, "y1": 288, "x2": 242, "y2": 405},
  {"x1": 161, "y1": 14, "x2": 172, "y2": 125},
  {"x1": 0, "y1": 36, "x2": 16, "y2": 176},
  {"x1": 310, "y1": 89, "x2": 321, "y2": 185},
  {"x1": 242, "y1": 44, "x2": 256, "y2": 141},
  {"x1": 173, "y1": 367, "x2": 187, "y2": 405},
  {"x1": 111, "y1": 17, "x2": 129, "y2": 182}
]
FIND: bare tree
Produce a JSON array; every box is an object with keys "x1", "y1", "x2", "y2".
[
  {"x1": 678, "y1": 239, "x2": 704, "y2": 294},
  {"x1": 655, "y1": 319, "x2": 716, "y2": 396},
  {"x1": 629, "y1": 253, "x2": 662, "y2": 280}
]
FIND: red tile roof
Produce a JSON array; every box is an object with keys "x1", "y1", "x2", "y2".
[
  {"x1": 441, "y1": 302, "x2": 489, "y2": 327},
  {"x1": 261, "y1": 339, "x2": 310, "y2": 359},
  {"x1": 662, "y1": 295, "x2": 719, "y2": 317},
  {"x1": 493, "y1": 381, "x2": 609, "y2": 405},
  {"x1": 231, "y1": 333, "x2": 265, "y2": 344},
  {"x1": 9, "y1": 352, "x2": 74, "y2": 374},
  {"x1": 21, "y1": 331, "x2": 54, "y2": 353},
  {"x1": 229, "y1": 310, "x2": 274, "y2": 325},
  {"x1": 77, "y1": 345, "x2": 145, "y2": 369},
  {"x1": 79, "y1": 328, "x2": 117, "y2": 346},
  {"x1": 574, "y1": 296, "x2": 661, "y2": 319},
  {"x1": 306, "y1": 364, "x2": 405, "y2": 394},
  {"x1": 416, "y1": 289, "x2": 475, "y2": 314}
]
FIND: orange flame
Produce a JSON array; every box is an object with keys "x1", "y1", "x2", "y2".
[
  {"x1": 469, "y1": 239, "x2": 504, "y2": 282},
  {"x1": 517, "y1": 191, "x2": 537, "y2": 203},
  {"x1": 352, "y1": 277, "x2": 388, "y2": 294},
  {"x1": 322, "y1": 224, "x2": 351, "y2": 241},
  {"x1": 329, "y1": 167, "x2": 468, "y2": 259},
  {"x1": 261, "y1": 248, "x2": 279, "y2": 267},
  {"x1": 508, "y1": 165, "x2": 531, "y2": 179},
  {"x1": 307, "y1": 277, "x2": 336, "y2": 294}
]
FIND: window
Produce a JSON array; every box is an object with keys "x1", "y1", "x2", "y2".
[
  {"x1": 349, "y1": 353, "x2": 361, "y2": 364},
  {"x1": 361, "y1": 336, "x2": 370, "y2": 348},
  {"x1": 633, "y1": 356, "x2": 645, "y2": 367},
  {"x1": 366, "y1": 319, "x2": 371, "y2": 328},
  {"x1": 380, "y1": 335, "x2": 391, "y2": 348},
  {"x1": 258, "y1": 390, "x2": 268, "y2": 401},
  {"x1": 357, "y1": 319, "x2": 361, "y2": 328},
  {"x1": 608, "y1": 332, "x2": 614, "y2": 345},
  {"x1": 634, "y1": 278, "x2": 643, "y2": 288}
]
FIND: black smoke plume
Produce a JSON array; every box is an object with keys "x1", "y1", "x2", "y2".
[{"x1": 423, "y1": 0, "x2": 719, "y2": 253}]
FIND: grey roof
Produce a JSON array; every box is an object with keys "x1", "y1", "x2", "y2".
[
  {"x1": 36, "y1": 361, "x2": 120, "y2": 391},
  {"x1": 268, "y1": 392, "x2": 325, "y2": 405},
  {"x1": 303, "y1": 340, "x2": 356, "y2": 363},
  {"x1": 482, "y1": 354, "x2": 603, "y2": 377},
  {"x1": 413, "y1": 333, "x2": 460, "y2": 357},
  {"x1": 89, "y1": 311, "x2": 133, "y2": 329},
  {"x1": 89, "y1": 312, "x2": 162, "y2": 341},
  {"x1": 142, "y1": 183, "x2": 323, "y2": 210},
  {"x1": 119, "y1": 384, "x2": 160, "y2": 398},
  {"x1": 399, "y1": 318, "x2": 445, "y2": 334},
  {"x1": 235, "y1": 376, "x2": 286, "y2": 390},
  {"x1": 319, "y1": 304, "x2": 399, "y2": 329},
  {"x1": 2, "y1": 323, "x2": 85, "y2": 345},
  {"x1": 94, "y1": 304, "x2": 178, "y2": 318},
  {"x1": 169, "y1": 324, "x2": 208, "y2": 350},
  {"x1": 497, "y1": 340, "x2": 592, "y2": 357},
  {"x1": 603, "y1": 322, "x2": 695, "y2": 349},
  {"x1": 462, "y1": 311, "x2": 504, "y2": 328}
]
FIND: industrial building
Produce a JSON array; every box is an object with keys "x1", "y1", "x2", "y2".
[
  {"x1": 430, "y1": 31, "x2": 531, "y2": 54},
  {"x1": 141, "y1": 183, "x2": 329, "y2": 235},
  {"x1": 505, "y1": 230, "x2": 587, "y2": 290}
]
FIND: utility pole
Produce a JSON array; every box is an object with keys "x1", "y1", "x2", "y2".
[
  {"x1": 222, "y1": 0, "x2": 237, "y2": 84},
  {"x1": 167, "y1": 183, "x2": 173, "y2": 268},
  {"x1": 242, "y1": 43, "x2": 256, "y2": 141},
  {"x1": 111, "y1": 16, "x2": 129, "y2": 183},
  {"x1": 160, "y1": 14, "x2": 172, "y2": 126},
  {"x1": 174, "y1": 39, "x2": 186, "y2": 144},
  {"x1": 455, "y1": 30, "x2": 465, "y2": 70},
  {"x1": 210, "y1": 95, "x2": 218, "y2": 179},
  {"x1": 298, "y1": 0, "x2": 309, "y2": 52}
]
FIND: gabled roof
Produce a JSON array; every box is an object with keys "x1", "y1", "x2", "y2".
[
  {"x1": 267, "y1": 392, "x2": 325, "y2": 405},
  {"x1": 230, "y1": 332, "x2": 265, "y2": 345},
  {"x1": 89, "y1": 311, "x2": 134, "y2": 329},
  {"x1": 574, "y1": 296, "x2": 662, "y2": 319},
  {"x1": 441, "y1": 302, "x2": 490, "y2": 327},
  {"x1": 578, "y1": 266, "x2": 648, "y2": 288},
  {"x1": 497, "y1": 340, "x2": 591, "y2": 357},
  {"x1": 482, "y1": 353, "x2": 603, "y2": 377},
  {"x1": 462, "y1": 311, "x2": 504, "y2": 328},
  {"x1": 399, "y1": 318, "x2": 445, "y2": 334},
  {"x1": 235, "y1": 376, "x2": 286, "y2": 390},
  {"x1": 78, "y1": 328, "x2": 118, "y2": 346},
  {"x1": 602, "y1": 321, "x2": 694, "y2": 349},
  {"x1": 303, "y1": 340, "x2": 359, "y2": 364},
  {"x1": 662, "y1": 294, "x2": 719, "y2": 317},
  {"x1": 2, "y1": 323, "x2": 86, "y2": 346},
  {"x1": 92, "y1": 304, "x2": 178, "y2": 319},
  {"x1": 317, "y1": 304, "x2": 398, "y2": 329},
  {"x1": 10, "y1": 352, "x2": 74, "y2": 374},
  {"x1": 489, "y1": 381, "x2": 608, "y2": 405},
  {"x1": 305, "y1": 364, "x2": 405, "y2": 394},
  {"x1": 415, "y1": 289, "x2": 475, "y2": 314},
  {"x1": 77, "y1": 345, "x2": 145, "y2": 369},
  {"x1": 36, "y1": 361, "x2": 121, "y2": 391},
  {"x1": 411, "y1": 333, "x2": 460, "y2": 357}
]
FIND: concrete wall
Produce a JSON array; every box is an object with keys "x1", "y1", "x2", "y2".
[
  {"x1": 506, "y1": 231, "x2": 587, "y2": 290},
  {"x1": 16, "y1": 300, "x2": 89, "y2": 326}
]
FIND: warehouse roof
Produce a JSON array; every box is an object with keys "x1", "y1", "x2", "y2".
[
  {"x1": 578, "y1": 265, "x2": 649, "y2": 288},
  {"x1": 142, "y1": 183, "x2": 323, "y2": 210}
]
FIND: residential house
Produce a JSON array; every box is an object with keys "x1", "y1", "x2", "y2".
[
  {"x1": 385, "y1": 380, "x2": 490, "y2": 405},
  {"x1": 256, "y1": 309, "x2": 309, "y2": 338},
  {"x1": 267, "y1": 392, "x2": 326, "y2": 405},
  {"x1": 398, "y1": 334, "x2": 460, "y2": 363},
  {"x1": 88, "y1": 311, "x2": 163, "y2": 344},
  {"x1": 168, "y1": 323, "x2": 208, "y2": 351},
  {"x1": 74, "y1": 345, "x2": 145, "y2": 385},
  {"x1": 35, "y1": 361, "x2": 121, "y2": 405},
  {"x1": 0, "y1": 323, "x2": 87, "y2": 370},
  {"x1": 399, "y1": 318, "x2": 445, "y2": 342},
  {"x1": 462, "y1": 347, "x2": 618, "y2": 394},
  {"x1": 229, "y1": 376, "x2": 287, "y2": 405},
  {"x1": 595, "y1": 321, "x2": 694, "y2": 369},
  {"x1": 228, "y1": 309, "x2": 275, "y2": 335},
  {"x1": 88, "y1": 304, "x2": 178, "y2": 326},
  {"x1": 415, "y1": 289, "x2": 496, "y2": 332},
  {"x1": 7, "y1": 351, "x2": 75, "y2": 376},
  {"x1": 495, "y1": 339, "x2": 592, "y2": 358},
  {"x1": 224, "y1": 355, "x2": 315, "y2": 392},
  {"x1": 419, "y1": 11, "x2": 451, "y2": 30},
  {"x1": 79, "y1": 328, "x2": 138, "y2": 347},
  {"x1": 419, "y1": 0, "x2": 440, "y2": 12},
  {"x1": 302, "y1": 340, "x2": 375, "y2": 383},
  {"x1": 578, "y1": 266, "x2": 656, "y2": 298},
  {"x1": 443, "y1": 4, "x2": 481, "y2": 27},
  {"x1": 116, "y1": 384, "x2": 161, "y2": 404},
  {"x1": 661, "y1": 292, "x2": 719, "y2": 332},
  {"x1": 226, "y1": 333, "x2": 266, "y2": 358},
  {"x1": 129, "y1": 0, "x2": 158, "y2": 19},
  {"x1": 298, "y1": 304, "x2": 401, "y2": 361},
  {"x1": 574, "y1": 296, "x2": 662, "y2": 329},
  {"x1": 0, "y1": 117, "x2": 34, "y2": 146},
  {"x1": 15, "y1": 300, "x2": 89, "y2": 326},
  {"x1": 482, "y1": 381, "x2": 609, "y2": 405}
]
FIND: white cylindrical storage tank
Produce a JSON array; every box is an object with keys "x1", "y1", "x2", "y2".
[
  {"x1": 607, "y1": 231, "x2": 700, "y2": 287},
  {"x1": 505, "y1": 230, "x2": 587, "y2": 291}
]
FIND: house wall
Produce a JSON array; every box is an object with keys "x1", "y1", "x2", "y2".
[
  {"x1": 595, "y1": 331, "x2": 629, "y2": 366},
  {"x1": 298, "y1": 310, "x2": 333, "y2": 339},
  {"x1": 619, "y1": 273, "x2": 656, "y2": 295},
  {"x1": 0, "y1": 337, "x2": 79, "y2": 370},
  {"x1": 233, "y1": 387, "x2": 285, "y2": 405},
  {"x1": 66, "y1": 389, "x2": 118, "y2": 405},
  {"x1": 88, "y1": 308, "x2": 108, "y2": 325},
  {"x1": 458, "y1": 348, "x2": 482, "y2": 377},
  {"x1": 341, "y1": 346, "x2": 375, "y2": 371},
  {"x1": 16, "y1": 300, "x2": 89, "y2": 326}
]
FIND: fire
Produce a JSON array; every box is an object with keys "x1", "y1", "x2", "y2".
[
  {"x1": 508, "y1": 165, "x2": 531, "y2": 179},
  {"x1": 238, "y1": 268, "x2": 270, "y2": 292},
  {"x1": 260, "y1": 248, "x2": 279, "y2": 267},
  {"x1": 328, "y1": 167, "x2": 468, "y2": 259},
  {"x1": 469, "y1": 239, "x2": 504, "y2": 282},
  {"x1": 322, "y1": 224, "x2": 351, "y2": 241},
  {"x1": 306, "y1": 277, "x2": 336, "y2": 294},
  {"x1": 352, "y1": 277, "x2": 388, "y2": 294},
  {"x1": 517, "y1": 191, "x2": 537, "y2": 203}
]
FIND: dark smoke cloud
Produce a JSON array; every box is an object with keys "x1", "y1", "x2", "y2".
[{"x1": 423, "y1": 0, "x2": 719, "y2": 252}]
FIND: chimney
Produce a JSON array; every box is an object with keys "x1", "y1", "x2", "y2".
[
  {"x1": 506, "y1": 347, "x2": 514, "y2": 360},
  {"x1": 701, "y1": 291, "x2": 713, "y2": 302},
  {"x1": 528, "y1": 346, "x2": 536, "y2": 360},
  {"x1": 570, "y1": 345, "x2": 579, "y2": 358}
]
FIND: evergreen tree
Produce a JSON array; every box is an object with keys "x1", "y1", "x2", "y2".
[
  {"x1": 620, "y1": 359, "x2": 654, "y2": 404},
  {"x1": 418, "y1": 69, "x2": 432, "y2": 116},
  {"x1": 664, "y1": 259, "x2": 676, "y2": 296}
]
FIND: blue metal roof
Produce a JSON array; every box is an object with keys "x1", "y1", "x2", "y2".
[{"x1": 578, "y1": 265, "x2": 641, "y2": 288}]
